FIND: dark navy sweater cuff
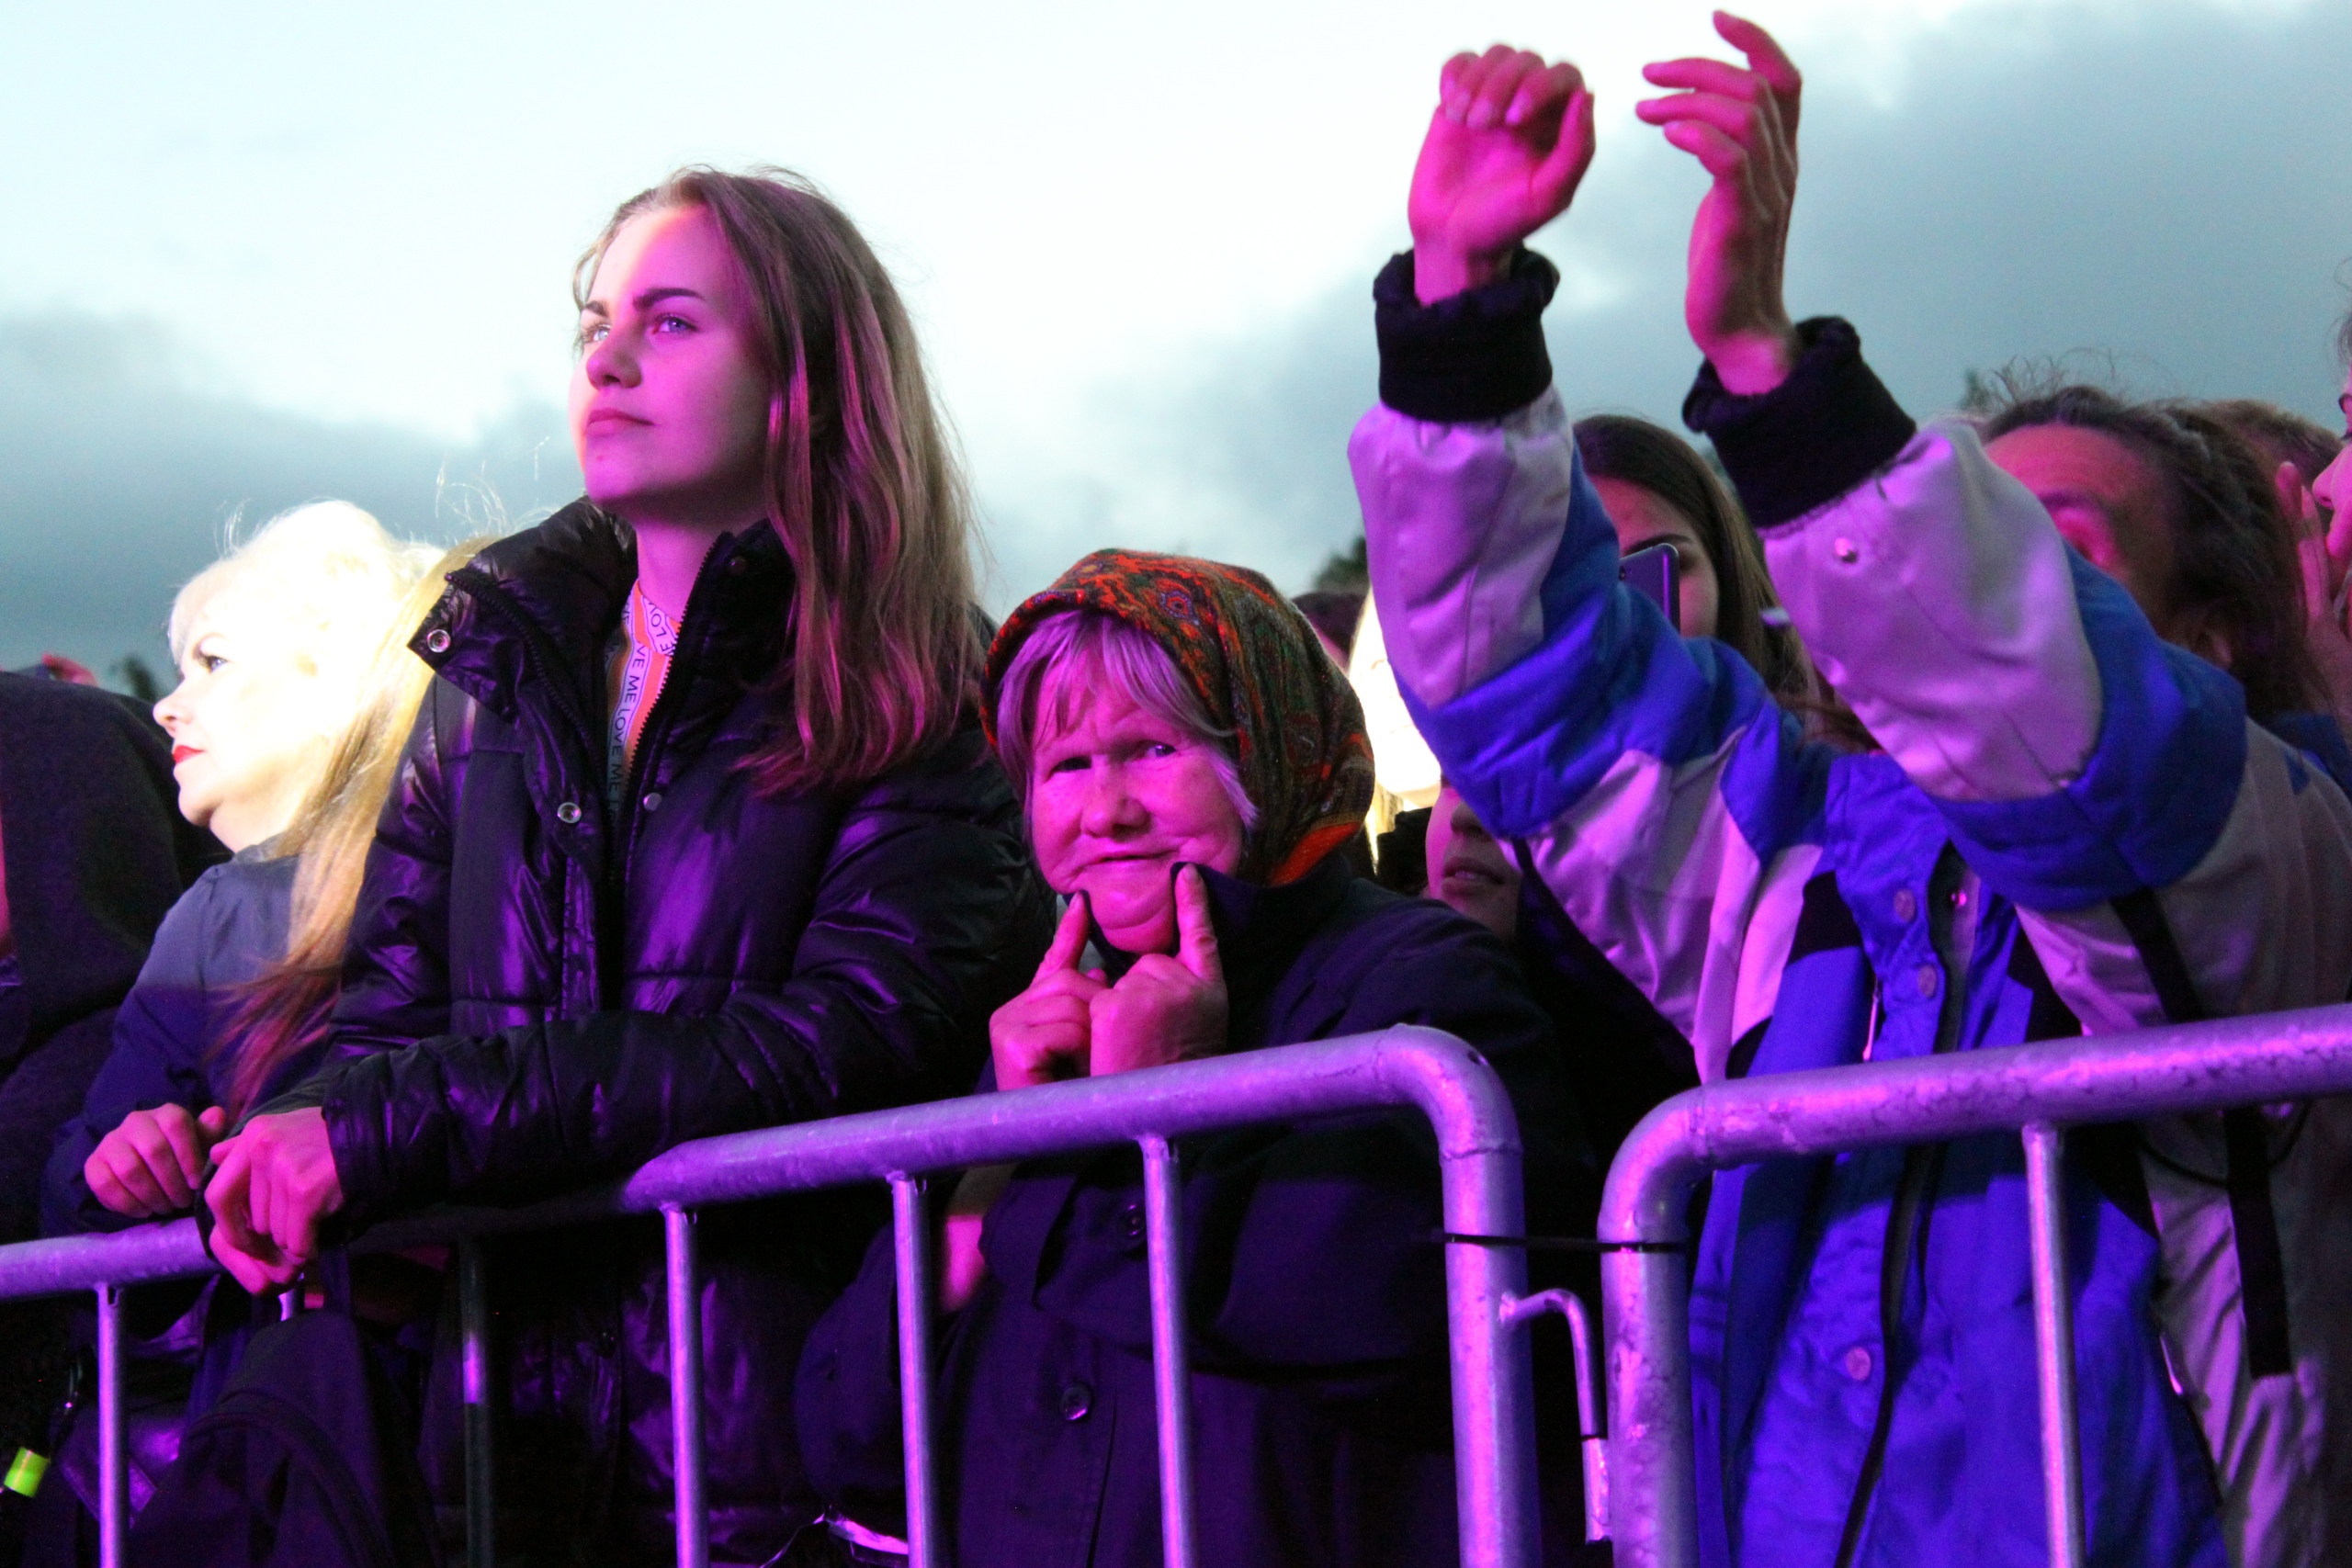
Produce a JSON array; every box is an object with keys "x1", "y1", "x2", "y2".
[
  {"x1": 1681, "y1": 317, "x2": 1917, "y2": 530},
  {"x1": 1374, "y1": 249, "x2": 1559, "y2": 423}
]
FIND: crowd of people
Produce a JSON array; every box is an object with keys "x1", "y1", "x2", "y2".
[{"x1": 1, "y1": 13, "x2": 2347, "y2": 1567}]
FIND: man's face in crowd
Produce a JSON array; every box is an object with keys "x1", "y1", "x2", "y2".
[{"x1": 1985, "y1": 423, "x2": 2177, "y2": 629}]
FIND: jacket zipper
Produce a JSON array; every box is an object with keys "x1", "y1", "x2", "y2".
[{"x1": 600, "y1": 538, "x2": 745, "y2": 998}]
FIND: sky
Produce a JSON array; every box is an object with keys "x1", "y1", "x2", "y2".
[{"x1": 2, "y1": 0, "x2": 2346, "y2": 677}]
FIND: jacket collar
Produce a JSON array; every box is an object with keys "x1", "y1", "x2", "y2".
[
  {"x1": 1093, "y1": 852, "x2": 1355, "y2": 1009},
  {"x1": 410, "y1": 499, "x2": 795, "y2": 731}
]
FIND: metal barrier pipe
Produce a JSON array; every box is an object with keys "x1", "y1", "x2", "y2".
[
  {"x1": 458, "y1": 1239, "x2": 496, "y2": 1568},
  {"x1": 2023, "y1": 1122, "x2": 2086, "y2": 1568},
  {"x1": 1599, "y1": 1002, "x2": 2352, "y2": 1568},
  {"x1": 1498, "y1": 1289, "x2": 1609, "y2": 1543},
  {"x1": 1139, "y1": 1134, "x2": 1198, "y2": 1568},
  {"x1": 664, "y1": 1207, "x2": 708, "y2": 1568},
  {"x1": 96, "y1": 1282, "x2": 124, "y2": 1568},
  {"x1": 0, "y1": 1030, "x2": 1529, "y2": 1568},
  {"x1": 888, "y1": 1174, "x2": 941, "y2": 1568}
]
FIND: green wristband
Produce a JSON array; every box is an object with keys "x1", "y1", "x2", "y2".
[{"x1": 3, "y1": 1447, "x2": 46, "y2": 1498}]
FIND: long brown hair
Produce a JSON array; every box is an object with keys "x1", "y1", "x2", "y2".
[
  {"x1": 1571, "y1": 413, "x2": 1826, "y2": 709},
  {"x1": 222, "y1": 541, "x2": 492, "y2": 1118},
  {"x1": 577, "y1": 167, "x2": 983, "y2": 792}
]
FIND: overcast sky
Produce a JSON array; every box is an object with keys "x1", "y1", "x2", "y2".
[{"x1": 3, "y1": 0, "x2": 2346, "y2": 674}]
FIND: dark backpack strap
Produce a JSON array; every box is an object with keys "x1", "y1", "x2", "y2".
[{"x1": 2111, "y1": 888, "x2": 2294, "y2": 1380}]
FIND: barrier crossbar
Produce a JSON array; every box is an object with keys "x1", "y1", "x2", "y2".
[
  {"x1": 0, "y1": 1026, "x2": 1574, "y2": 1568},
  {"x1": 1598, "y1": 1000, "x2": 2352, "y2": 1568}
]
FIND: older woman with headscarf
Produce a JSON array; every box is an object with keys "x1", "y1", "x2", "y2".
[{"x1": 796, "y1": 550, "x2": 1587, "y2": 1568}]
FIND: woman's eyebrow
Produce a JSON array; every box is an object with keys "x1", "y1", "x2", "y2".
[{"x1": 580, "y1": 286, "x2": 706, "y2": 321}]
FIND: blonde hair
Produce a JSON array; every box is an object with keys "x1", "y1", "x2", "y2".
[
  {"x1": 167, "y1": 502, "x2": 445, "y2": 813},
  {"x1": 221, "y1": 539, "x2": 492, "y2": 1118},
  {"x1": 577, "y1": 167, "x2": 983, "y2": 793}
]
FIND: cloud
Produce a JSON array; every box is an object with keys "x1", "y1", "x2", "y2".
[
  {"x1": 980, "y1": 0, "x2": 2352, "y2": 603},
  {"x1": 0, "y1": 316, "x2": 580, "y2": 673},
  {"x1": 9, "y1": 0, "x2": 2346, "y2": 666}
]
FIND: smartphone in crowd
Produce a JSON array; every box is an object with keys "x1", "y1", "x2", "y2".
[{"x1": 1620, "y1": 542, "x2": 1680, "y2": 634}]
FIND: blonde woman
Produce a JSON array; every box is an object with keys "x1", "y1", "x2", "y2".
[
  {"x1": 42, "y1": 504, "x2": 445, "y2": 1237},
  {"x1": 202, "y1": 168, "x2": 1053, "y2": 1565}
]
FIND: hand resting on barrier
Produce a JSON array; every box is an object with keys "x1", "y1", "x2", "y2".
[
  {"x1": 201, "y1": 1104, "x2": 343, "y2": 1293},
  {"x1": 85, "y1": 1102, "x2": 230, "y2": 1218}
]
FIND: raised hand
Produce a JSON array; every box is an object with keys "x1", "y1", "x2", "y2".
[
  {"x1": 1637, "y1": 11, "x2": 1804, "y2": 394},
  {"x1": 1409, "y1": 46, "x2": 1596, "y2": 303},
  {"x1": 202, "y1": 1107, "x2": 343, "y2": 1294},
  {"x1": 85, "y1": 1103, "x2": 231, "y2": 1218},
  {"x1": 1089, "y1": 865, "x2": 1227, "y2": 1076},
  {"x1": 989, "y1": 895, "x2": 1107, "y2": 1091}
]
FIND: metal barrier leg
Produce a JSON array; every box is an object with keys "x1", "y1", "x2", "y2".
[
  {"x1": 1601, "y1": 1245, "x2": 1699, "y2": 1568},
  {"x1": 1139, "y1": 1135, "x2": 1198, "y2": 1568},
  {"x1": 96, "y1": 1281, "x2": 124, "y2": 1568},
  {"x1": 664, "y1": 1207, "x2": 708, "y2": 1568},
  {"x1": 2023, "y1": 1122, "x2": 2087, "y2": 1568},
  {"x1": 1440, "y1": 1154, "x2": 1542, "y2": 1568},
  {"x1": 458, "y1": 1239, "x2": 496, "y2": 1568},
  {"x1": 1501, "y1": 1288, "x2": 1610, "y2": 1543},
  {"x1": 888, "y1": 1174, "x2": 941, "y2": 1568}
]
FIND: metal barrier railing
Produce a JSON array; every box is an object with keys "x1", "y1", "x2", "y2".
[
  {"x1": 1597, "y1": 1000, "x2": 2352, "y2": 1568},
  {"x1": 0, "y1": 1026, "x2": 1576, "y2": 1568}
]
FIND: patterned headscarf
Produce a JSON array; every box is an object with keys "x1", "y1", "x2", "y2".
[{"x1": 987, "y1": 550, "x2": 1375, "y2": 886}]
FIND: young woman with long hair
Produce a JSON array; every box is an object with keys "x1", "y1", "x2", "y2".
[{"x1": 200, "y1": 167, "x2": 1052, "y2": 1566}]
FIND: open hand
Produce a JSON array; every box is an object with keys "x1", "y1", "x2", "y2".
[
  {"x1": 86, "y1": 1103, "x2": 230, "y2": 1218},
  {"x1": 990, "y1": 895, "x2": 1107, "y2": 1090},
  {"x1": 1408, "y1": 47, "x2": 1596, "y2": 303},
  {"x1": 202, "y1": 1108, "x2": 344, "y2": 1294},
  {"x1": 1638, "y1": 11, "x2": 1804, "y2": 393},
  {"x1": 1089, "y1": 865, "x2": 1227, "y2": 1075}
]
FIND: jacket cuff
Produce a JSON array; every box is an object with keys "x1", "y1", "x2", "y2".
[
  {"x1": 1681, "y1": 317, "x2": 1917, "y2": 530},
  {"x1": 1374, "y1": 248, "x2": 1559, "y2": 423}
]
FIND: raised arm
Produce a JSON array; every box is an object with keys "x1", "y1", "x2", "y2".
[
  {"x1": 1352, "y1": 37, "x2": 1828, "y2": 1074},
  {"x1": 1644, "y1": 16, "x2": 2352, "y2": 1025}
]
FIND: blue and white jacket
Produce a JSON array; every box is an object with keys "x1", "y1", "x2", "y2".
[{"x1": 1349, "y1": 251, "x2": 2352, "y2": 1568}]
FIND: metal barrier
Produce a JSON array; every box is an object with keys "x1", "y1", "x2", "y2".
[
  {"x1": 0, "y1": 1026, "x2": 1573, "y2": 1568},
  {"x1": 1597, "y1": 1001, "x2": 2352, "y2": 1568}
]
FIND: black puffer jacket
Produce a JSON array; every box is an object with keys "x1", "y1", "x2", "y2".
[{"x1": 266, "y1": 503, "x2": 1054, "y2": 1564}]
